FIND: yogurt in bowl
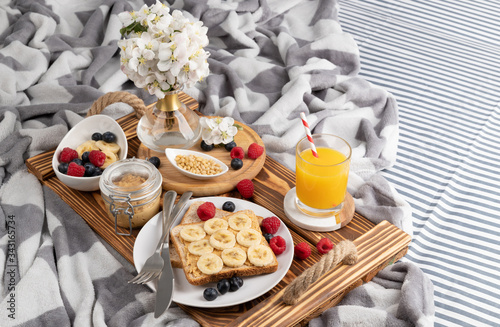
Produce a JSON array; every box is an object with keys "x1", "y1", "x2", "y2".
[{"x1": 52, "y1": 115, "x2": 128, "y2": 191}]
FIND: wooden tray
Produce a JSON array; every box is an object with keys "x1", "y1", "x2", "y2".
[
  {"x1": 136, "y1": 117, "x2": 266, "y2": 196},
  {"x1": 26, "y1": 92, "x2": 411, "y2": 327}
]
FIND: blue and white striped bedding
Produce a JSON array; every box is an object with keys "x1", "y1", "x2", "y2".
[{"x1": 338, "y1": 0, "x2": 500, "y2": 326}]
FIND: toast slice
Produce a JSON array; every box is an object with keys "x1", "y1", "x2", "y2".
[
  {"x1": 169, "y1": 201, "x2": 234, "y2": 268},
  {"x1": 181, "y1": 201, "x2": 234, "y2": 224},
  {"x1": 169, "y1": 246, "x2": 183, "y2": 268},
  {"x1": 171, "y1": 209, "x2": 278, "y2": 286}
]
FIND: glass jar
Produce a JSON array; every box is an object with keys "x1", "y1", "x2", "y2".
[
  {"x1": 136, "y1": 88, "x2": 202, "y2": 152},
  {"x1": 100, "y1": 158, "x2": 162, "y2": 236}
]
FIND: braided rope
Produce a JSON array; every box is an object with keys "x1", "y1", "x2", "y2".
[
  {"x1": 87, "y1": 91, "x2": 147, "y2": 118},
  {"x1": 282, "y1": 240, "x2": 358, "y2": 305}
]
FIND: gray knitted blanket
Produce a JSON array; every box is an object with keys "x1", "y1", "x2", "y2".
[{"x1": 0, "y1": 0, "x2": 433, "y2": 326}]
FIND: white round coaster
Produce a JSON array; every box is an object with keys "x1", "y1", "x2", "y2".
[{"x1": 283, "y1": 187, "x2": 342, "y2": 232}]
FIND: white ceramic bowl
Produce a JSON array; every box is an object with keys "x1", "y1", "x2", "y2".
[
  {"x1": 52, "y1": 115, "x2": 128, "y2": 191},
  {"x1": 165, "y1": 148, "x2": 228, "y2": 180}
]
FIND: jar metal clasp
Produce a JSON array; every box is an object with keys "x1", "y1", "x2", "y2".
[{"x1": 109, "y1": 194, "x2": 134, "y2": 236}]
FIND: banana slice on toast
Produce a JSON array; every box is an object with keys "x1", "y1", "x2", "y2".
[
  {"x1": 209, "y1": 229, "x2": 236, "y2": 250},
  {"x1": 228, "y1": 213, "x2": 252, "y2": 230},
  {"x1": 197, "y1": 253, "x2": 223, "y2": 275},
  {"x1": 247, "y1": 245, "x2": 274, "y2": 267},
  {"x1": 188, "y1": 239, "x2": 214, "y2": 256},
  {"x1": 204, "y1": 218, "x2": 229, "y2": 235},
  {"x1": 221, "y1": 248, "x2": 247, "y2": 268},
  {"x1": 236, "y1": 229, "x2": 262, "y2": 247},
  {"x1": 180, "y1": 225, "x2": 206, "y2": 242}
]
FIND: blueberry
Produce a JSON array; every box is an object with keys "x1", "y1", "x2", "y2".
[
  {"x1": 225, "y1": 141, "x2": 237, "y2": 152},
  {"x1": 91, "y1": 132, "x2": 102, "y2": 141},
  {"x1": 102, "y1": 131, "x2": 116, "y2": 143},
  {"x1": 92, "y1": 168, "x2": 103, "y2": 176},
  {"x1": 81, "y1": 151, "x2": 90, "y2": 163},
  {"x1": 233, "y1": 276, "x2": 243, "y2": 287},
  {"x1": 217, "y1": 279, "x2": 230, "y2": 295},
  {"x1": 264, "y1": 233, "x2": 273, "y2": 244},
  {"x1": 84, "y1": 163, "x2": 96, "y2": 177},
  {"x1": 230, "y1": 158, "x2": 243, "y2": 170},
  {"x1": 229, "y1": 276, "x2": 243, "y2": 292},
  {"x1": 203, "y1": 287, "x2": 218, "y2": 301},
  {"x1": 71, "y1": 158, "x2": 84, "y2": 166},
  {"x1": 58, "y1": 162, "x2": 69, "y2": 174},
  {"x1": 148, "y1": 156, "x2": 161, "y2": 169},
  {"x1": 229, "y1": 280, "x2": 239, "y2": 292},
  {"x1": 222, "y1": 201, "x2": 235, "y2": 212},
  {"x1": 200, "y1": 140, "x2": 214, "y2": 151}
]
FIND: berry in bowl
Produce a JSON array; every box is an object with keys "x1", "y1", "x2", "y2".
[
  {"x1": 165, "y1": 148, "x2": 228, "y2": 180},
  {"x1": 52, "y1": 115, "x2": 128, "y2": 191}
]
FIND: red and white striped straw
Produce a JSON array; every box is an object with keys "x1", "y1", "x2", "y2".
[{"x1": 300, "y1": 112, "x2": 318, "y2": 158}]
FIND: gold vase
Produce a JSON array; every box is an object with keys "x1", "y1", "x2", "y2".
[{"x1": 136, "y1": 89, "x2": 201, "y2": 152}]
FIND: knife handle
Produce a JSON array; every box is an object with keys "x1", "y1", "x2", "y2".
[
  {"x1": 155, "y1": 191, "x2": 176, "y2": 253},
  {"x1": 159, "y1": 191, "x2": 192, "y2": 255}
]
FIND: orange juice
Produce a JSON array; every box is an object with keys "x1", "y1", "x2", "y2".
[{"x1": 296, "y1": 147, "x2": 349, "y2": 210}]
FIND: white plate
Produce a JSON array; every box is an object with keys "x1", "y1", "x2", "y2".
[
  {"x1": 164, "y1": 148, "x2": 229, "y2": 180},
  {"x1": 133, "y1": 197, "x2": 294, "y2": 308}
]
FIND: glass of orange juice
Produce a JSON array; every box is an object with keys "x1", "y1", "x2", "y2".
[{"x1": 295, "y1": 134, "x2": 351, "y2": 218}]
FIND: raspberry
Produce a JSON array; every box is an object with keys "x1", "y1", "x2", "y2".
[
  {"x1": 317, "y1": 238, "x2": 334, "y2": 254},
  {"x1": 269, "y1": 236, "x2": 286, "y2": 255},
  {"x1": 236, "y1": 179, "x2": 254, "y2": 198},
  {"x1": 247, "y1": 143, "x2": 264, "y2": 159},
  {"x1": 197, "y1": 202, "x2": 216, "y2": 221},
  {"x1": 294, "y1": 242, "x2": 311, "y2": 260},
  {"x1": 66, "y1": 162, "x2": 85, "y2": 177},
  {"x1": 89, "y1": 150, "x2": 106, "y2": 167},
  {"x1": 58, "y1": 147, "x2": 78, "y2": 163},
  {"x1": 261, "y1": 216, "x2": 281, "y2": 234},
  {"x1": 230, "y1": 146, "x2": 245, "y2": 159}
]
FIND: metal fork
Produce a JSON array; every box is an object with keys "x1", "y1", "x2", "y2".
[{"x1": 128, "y1": 190, "x2": 177, "y2": 284}]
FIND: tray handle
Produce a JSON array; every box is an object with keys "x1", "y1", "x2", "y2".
[{"x1": 86, "y1": 91, "x2": 147, "y2": 118}]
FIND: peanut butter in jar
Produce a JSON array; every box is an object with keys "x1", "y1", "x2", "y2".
[{"x1": 100, "y1": 158, "x2": 162, "y2": 235}]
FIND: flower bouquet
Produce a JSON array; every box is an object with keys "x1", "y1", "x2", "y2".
[
  {"x1": 117, "y1": 1, "x2": 210, "y2": 151},
  {"x1": 118, "y1": 1, "x2": 210, "y2": 97}
]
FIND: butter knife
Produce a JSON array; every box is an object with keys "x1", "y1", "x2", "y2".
[{"x1": 154, "y1": 191, "x2": 192, "y2": 318}]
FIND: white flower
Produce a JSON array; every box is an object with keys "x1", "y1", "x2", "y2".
[
  {"x1": 200, "y1": 117, "x2": 238, "y2": 145},
  {"x1": 118, "y1": 11, "x2": 135, "y2": 27},
  {"x1": 136, "y1": 33, "x2": 158, "y2": 60},
  {"x1": 118, "y1": 0, "x2": 210, "y2": 95}
]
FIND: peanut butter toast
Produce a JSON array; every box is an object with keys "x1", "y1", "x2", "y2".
[
  {"x1": 169, "y1": 201, "x2": 233, "y2": 268},
  {"x1": 170, "y1": 209, "x2": 278, "y2": 286}
]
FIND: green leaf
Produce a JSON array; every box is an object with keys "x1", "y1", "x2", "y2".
[
  {"x1": 119, "y1": 26, "x2": 129, "y2": 37},
  {"x1": 133, "y1": 23, "x2": 148, "y2": 34},
  {"x1": 233, "y1": 123, "x2": 244, "y2": 131},
  {"x1": 120, "y1": 22, "x2": 147, "y2": 37}
]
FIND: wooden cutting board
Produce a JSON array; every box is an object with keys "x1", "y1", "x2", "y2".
[{"x1": 137, "y1": 118, "x2": 266, "y2": 196}]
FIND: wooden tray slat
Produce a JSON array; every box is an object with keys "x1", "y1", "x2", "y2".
[
  {"x1": 206, "y1": 221, "x2": 410, "y2": 327},
  {"x1": 25, "y1": 93, "x2": 410, "y2": 327}
]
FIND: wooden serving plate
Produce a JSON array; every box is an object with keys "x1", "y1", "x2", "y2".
[
  {"x1": 26, "y1": 92, "x2": 411, "y2": 327},
  {"x1": 137, "y1": 117, "x2": 266, "y2": 196}
]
